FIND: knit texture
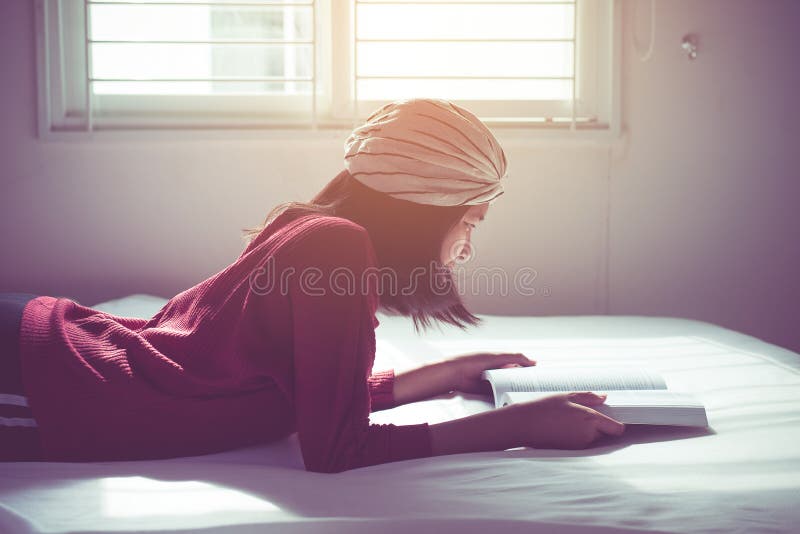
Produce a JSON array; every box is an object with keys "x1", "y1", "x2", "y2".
[{"x1": 18, "y1": 213, "x2": 432, "y2": 472}]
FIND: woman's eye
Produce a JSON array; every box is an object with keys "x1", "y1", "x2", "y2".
[{"x1": 465, "y1": 222, "x2": 475, "y2": 230}]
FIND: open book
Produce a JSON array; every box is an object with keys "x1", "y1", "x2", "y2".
[{"x1": 481, "y1": 366, "x2": 709, "y2": 427}]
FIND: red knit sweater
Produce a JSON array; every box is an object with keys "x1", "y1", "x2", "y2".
[{"x1": 19, "y1": 213, "x2": 433, "y2": 473}]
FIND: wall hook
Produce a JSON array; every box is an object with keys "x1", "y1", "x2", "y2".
[{"x1": 681, "y1": 34, "x2": 698, "y2": 60}]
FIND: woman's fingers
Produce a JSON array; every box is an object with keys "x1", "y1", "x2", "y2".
[
  {"x1": 596, "y1": 414, "x2": 626, "y2": 436},
  {"x1": 513, "y1": 352, "x2": 536, "y2": 366},
  {"x1": 495, "y1": 352, "x2": 536, "y2": 366},
  {"x1": 461, "y1": 351, "x2": 536, "y2": 368},
  {"x1": 567, "y1": 391, "x2": 607, "y2": 406},
  {"x1": 568, "y1": 392, "x2": 626, "y2": 436}
]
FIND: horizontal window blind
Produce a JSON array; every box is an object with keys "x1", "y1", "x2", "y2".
[
  {"x1": 83, "y1": 0, "x2": 319, "y2": 129},
  {"x1": 354, "y1": 1, "x2": 575, "y2": 102},
  {"x1": 88, "y1": 0, "x2": 315, "y2": 95},
  {"x1": 35, "y1": 0, "x2": 619, "y2": 134},
  {"x1": 351, "y1": 0, "x2": 608, "y2": 126}
]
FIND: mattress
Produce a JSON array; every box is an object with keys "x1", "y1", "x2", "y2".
[{"x1": 1, "y1": 293, "x2": 798, "y2": 533}]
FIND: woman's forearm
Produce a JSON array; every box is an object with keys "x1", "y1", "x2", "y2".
[
  {"x1": 428, "y1": 404, "x2": 524, "y2": 456},
  {"x1": 393, "y1": 361, "x2": 457, "y2": 406},
  {"x1": 393, "y1": 362, "x2": 530, "y2": 455}
]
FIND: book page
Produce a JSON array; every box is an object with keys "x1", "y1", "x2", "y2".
[{"x1": 483, "y1": 366, "x2": 667, "y2": 407}]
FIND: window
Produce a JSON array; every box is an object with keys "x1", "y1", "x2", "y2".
[{"x1": 35, "y1": 0, "x2": 620, "y2": 135}]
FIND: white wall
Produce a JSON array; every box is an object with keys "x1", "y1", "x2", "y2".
[
  {"x1": 1, "y1": 0, "x2": 798, "y2": 352},
  {"x1": 609, "y1": 0, "x2": 800, "y2": 352}
]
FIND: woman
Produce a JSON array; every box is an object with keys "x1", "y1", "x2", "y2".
[{"x1": 1, "y1": 98, "x2": 624, "y2": 473}]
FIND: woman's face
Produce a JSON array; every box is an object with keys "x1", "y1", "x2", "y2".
[{"x1": 440, "y1": 204, "x2": 489, "y2": 270}]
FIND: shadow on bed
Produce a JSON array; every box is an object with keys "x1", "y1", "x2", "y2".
[
  {"x1": 0, "y1": 424, "x2": 715, "y2": 529},
  {"x1": 4, "y1": 436, "x2": 765, "y2": 534}
]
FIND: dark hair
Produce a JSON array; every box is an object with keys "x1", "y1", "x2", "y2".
[{"x1": 242, "y1": 170, "x2": 482, "y2": 332}]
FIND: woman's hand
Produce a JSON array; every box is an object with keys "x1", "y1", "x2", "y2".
[
  {"x1": 428, "y1": 390, "x2": 625, "y2": 457},
  {"x1": 446, "y1": 351, "x2": 536, "y2": 396},
  {"x1": 514, "y1": 391, "x2": 626, "y2": 449}
]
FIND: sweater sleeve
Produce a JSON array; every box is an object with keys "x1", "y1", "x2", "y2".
[
  {"x1": 367, "y1": 369, "x2": 396, "y2": 412},
  {"x1": 286, "y1": 220, "x2": 432, "y2": 474}
]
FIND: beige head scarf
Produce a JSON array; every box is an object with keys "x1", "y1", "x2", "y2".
[{"x1": 343, "y1": 98, "x2": 507, "y2": 206}]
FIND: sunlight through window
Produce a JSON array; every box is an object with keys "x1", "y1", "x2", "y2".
[
  {"x1": 89, "y1": 1, "x2": 313, "y2": 95},
  {"x1": 356, "y1": 1, "x2": 575, "y2": 101},
  {"x1": 39, "y1": 1, "x2": 618, "y2": 131}
]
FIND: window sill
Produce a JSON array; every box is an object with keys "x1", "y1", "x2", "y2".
[{"x1": 38, "y1": 122, "x2": 624, "y2": 147}]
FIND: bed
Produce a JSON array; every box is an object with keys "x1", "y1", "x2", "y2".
[{"x1": 1, "y1": 293, "x2": 798, "y2": 533}]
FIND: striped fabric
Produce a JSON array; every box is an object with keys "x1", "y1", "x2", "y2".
[
  {"x1": 0, "y1": 393, "x2": 31, "y2": 407},
  {"x1": 1, "y1": 292, "x2": 43, "y2": 460},
  {"x1": 0, "y1": 392, "x2": 37, "y2": 427},
  {"x1": 1, "y1": 380, "x2": 42, "y2": 463},
  {"x1": 0, "y1": 417, "x2": 38, "y2": 428},
  {"x1": 0, "y1": 392, "x2": 42, "y2": 460},
  {"x1": 344, "y1": 98, "x2": 507, "y2": 206}
]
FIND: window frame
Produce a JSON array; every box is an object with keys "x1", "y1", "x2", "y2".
[{"x1": 35, "y1": 0, "x2": 622, "y2": 140}]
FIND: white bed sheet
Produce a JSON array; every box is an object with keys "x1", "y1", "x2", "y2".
[{"x1": 1, "y1": 293, "x2": 798, "y2": 533}]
